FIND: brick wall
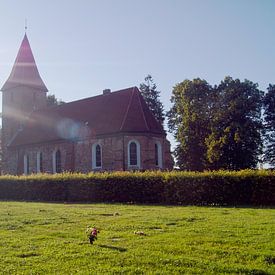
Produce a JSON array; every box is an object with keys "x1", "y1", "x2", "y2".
[
  {"x1": 74, "y1": 134, "x2": 173, "y2": 172},
  {"x1": 3, "y1": 134, "x2": 173, "y2": 175},
  {"x1": 4, "y1": 142, "x2": 74, "y2": 175},
  {"x1": 1, "y1": 85, "x2": 47, "y2": 175}
]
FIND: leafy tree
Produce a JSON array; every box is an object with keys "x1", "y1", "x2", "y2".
[
  {"x1": 263, "y1": 84, "x2": 275, "y2": 167},
  {"x1": 167, "y1": 78, "x2": 213, "y2": 171},
  {"x1": 206, "y1": 77, "x2": 263, "y2": 170},
  {"x1": 46, "y1": 94, "x2": 65, "y2": 107},
  {"x1": 139, "y1": 75, "x2": 165, "y2": 126}
]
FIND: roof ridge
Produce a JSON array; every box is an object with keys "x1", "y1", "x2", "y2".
[
  {"x1": 41, "y1": 87, "x2": 137, "y2": 112},
  {"x1": 7, "y1": 128, "x2": 23, "y2": 147},
  {"x1": 119, "y1": 87, "x2": 136, "y2": 131},
  {"x1": 137, "y1": 90, "x2": 149, "y2": 131}
]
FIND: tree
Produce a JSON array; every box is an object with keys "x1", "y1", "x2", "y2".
[
  {"x1": 139, "y1": 75, "x2": 165, "y2": 126},
  {"x1": 167, "y1": 78, "x2": 213, "y2": 171},
  {"x1": 263, "y1": 84, "x2": 275, "y2": 167},
  {"x1": 0, "y1": 128, "x2": 2, "y2": 174},
  {"x1": 206, "y1": 77, "x2": 263, "y2": 170},
  {"x1": 46, "y1": 94, "x2": 65, "y2": 107}
]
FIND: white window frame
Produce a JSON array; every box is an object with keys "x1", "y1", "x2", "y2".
[
  {"x1": 155, "y1": 141, "x2": 163, "y2": 169},
  {"x1": 127, "y1": 140, "x2": 141, "y2": 169},
  {"x1": 52, "y1": 149, "x2": 61, "y2": 174},
  {"x1": 36, "y1": 152, "x2": 42, "y2": 173},
  {"x1": 92, "y1": 143, "x2": 102, "y2": 169},
  {"x1": 52, "y1": 150, "x2": 56, "y2": 173},
  {"x1": 24, "y1": 154, "x2": 29, "y2": 175}
]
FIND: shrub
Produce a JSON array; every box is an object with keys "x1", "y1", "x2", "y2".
[{"x1": 0, "y1": 170, "x2": 274, "y2": 205}]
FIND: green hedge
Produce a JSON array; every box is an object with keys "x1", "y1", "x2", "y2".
[{"x1": 0, "y1": 170, "x2": 274, "y2": 205}]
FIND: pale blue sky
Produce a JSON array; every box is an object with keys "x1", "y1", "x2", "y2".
[{"x1": 0, "y1": 0, "x2": 275, "y2": 142}]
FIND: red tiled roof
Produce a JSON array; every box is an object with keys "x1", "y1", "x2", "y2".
[
  {"x1": 1, "y1": 34, "x2": 48, "y2": 92},
  {"x1": 10, "y1": 87, "x2": 165, "y2": 147}
]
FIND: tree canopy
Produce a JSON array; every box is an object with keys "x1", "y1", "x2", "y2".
[
  {"x1": 263, "y1": 84, "x2": 275, "y2": 167},
  {"x1": 206, "y1": 77, "x2": 263, "y2": 170},
  {"x1": 167, "y1": 78, "x2": 213, "y2": 171},
  {"x1": 139, "y1": 75, "x2": 165, "y2": 126},
  {"x1": 46, "y1": 94, "x2": 65, "y2": 107},
  {"x1": 168, "y1": 77, "x2": 263, "y2": 171}
]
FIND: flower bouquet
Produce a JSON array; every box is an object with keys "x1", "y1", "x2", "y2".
[{"x1": 86, "y1": 226, "x2": 99, "y2": 244}]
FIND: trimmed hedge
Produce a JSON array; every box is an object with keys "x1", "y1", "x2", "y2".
[{"x1": 0, "y1": 170, "x2": 274, "y2": 205}]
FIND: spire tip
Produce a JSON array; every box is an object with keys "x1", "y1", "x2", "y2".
[{"x1": 24, "y1": 18, "x2": 27, "y2": 33}]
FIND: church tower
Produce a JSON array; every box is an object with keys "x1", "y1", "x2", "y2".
[{"x1": 1, "y1": 34, "x2": 48, "y2": 173}]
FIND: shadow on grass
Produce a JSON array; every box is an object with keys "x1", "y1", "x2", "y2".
[
  {"x1": 17, "y1": 252, "x2": 40, "y2": 258},
  {"x1": 98, "y1": 244, "x2": 127, "y2": 252},
  {"x1": 3, "y1": 201, "x2": 274, "y2": 209}
]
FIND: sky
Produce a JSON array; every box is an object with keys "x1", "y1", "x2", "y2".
[{"x1": 0, "y1": 0, "x2": 275, "y2": 145}]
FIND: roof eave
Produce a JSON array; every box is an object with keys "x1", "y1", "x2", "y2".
[{"x1": 1, "y1": 83, "x2": 48, "y2": 93}]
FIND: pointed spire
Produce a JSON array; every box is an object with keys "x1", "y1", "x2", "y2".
[{"x1": 1, "y1": 34, "x2": 48, "y2": 92}]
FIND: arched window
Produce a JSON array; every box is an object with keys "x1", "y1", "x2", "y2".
[
  {"x1": 53, "y1": 149, "x2": 61, "y2": 173},
  {"x1": 24, "y1": 154, "x2": 30, "y2": 175},
  {"x1": 130, "y1": 142, "x2": 137, "y2": 165},
  {"x1": 155, "y1": 142, "x2": 163, "y2": 168},
  {"x1": 36, "y1": 152, "x2": 43, "y2": 173},
  {"x1": 92, "y1": 143, "x2": 102, "y2": 169},
  {"x1": 128, "y1": 140, "x2": 141, "y2": 168}
]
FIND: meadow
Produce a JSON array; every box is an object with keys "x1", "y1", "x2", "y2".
[{"x1": 0, "y1": 202, "x2": 274, "y2": 274}]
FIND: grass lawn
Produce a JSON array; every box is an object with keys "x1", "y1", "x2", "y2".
[{"x1": 0, "y1": 202, "x2": 274, "y2": 274}]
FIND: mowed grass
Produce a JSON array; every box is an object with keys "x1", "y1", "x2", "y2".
[{"x1": 0, "y1": 202, "x2": 274, "y2": 274}]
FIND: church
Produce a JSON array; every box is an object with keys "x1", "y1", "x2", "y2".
[{"x1": 1, "y1": 34, "x2": 173, "y2": 175}]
